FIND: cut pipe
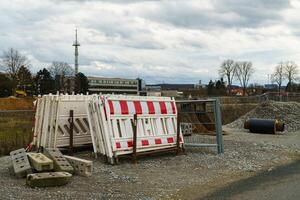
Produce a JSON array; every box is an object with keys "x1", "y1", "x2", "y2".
[{"x1": 244, "y1": 118, "x2": 285, "y2": 134}]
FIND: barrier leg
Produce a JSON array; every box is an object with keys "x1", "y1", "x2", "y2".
[
  {"x1": 68, "y1": 110, "x2": 74, "y2": 156},
  {"x1": 176, "y1": 114, "x2": 181, "y2": 155},
  {"x1": 132, "y1": 114, "x2": 137, "y2": 164}
]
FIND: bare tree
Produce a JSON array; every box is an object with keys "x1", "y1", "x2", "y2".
[
  {"x1": 0, "y1": 48, "x2": 30, "y2": 81},
  {"x1": 284, "y1": 61, "x2": 298, "y2": 85},
  {"x1": 48, "y1": 61, "x2": 74, "y2": 78},
  {"x1": 218, "y1": 59, "x2": 236, "y2": 95},
  {"x1": 235, "y1": 61, "x2": 254, "y2": 96},
  {"x1": 271, "y1": 62, "x2": 285, "y2": 95}
]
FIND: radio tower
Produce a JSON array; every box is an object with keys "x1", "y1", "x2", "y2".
[{"x1": 72, "y1": 28, "x2": 80, "y2": 74}]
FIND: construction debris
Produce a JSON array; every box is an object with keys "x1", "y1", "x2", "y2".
[
  {"x1": 43, "y1": 148, "x2": 74, "y2": 173},
  {"x1": 27, "y1": 153, "x2": 53, "y2": 172},
  {"x1": 26, "y1": 172, "x2": 72, "y2": 188},
  {"x1": 8, "y1": 148, "x2": 94, "y2": 187},
  {"x1": 10, "y1": 148, "x2": 32, "y2": 178},
  {"x1": 226, "y1": 101, "x2": 300, "y2": 132},
  {"x1": 64, "y1": 155, "x2": 92, "y2": 177}
]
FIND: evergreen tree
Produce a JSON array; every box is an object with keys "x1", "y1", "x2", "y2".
[
  {"x1": 0, "y1": 73, "x2": 13, "y2": 97},
  {"x1": 207, "y1": 80, "x2": 215, "y2": 96},
  {"x1": 16, "y1": 65, "x2": 33, "y2": 94},
  {"x1": 75, "y1": 72, "x2": 89, "y2": 94},
  {"x1": 35, "y1": 68, "x2": 55, "y2": 94}
]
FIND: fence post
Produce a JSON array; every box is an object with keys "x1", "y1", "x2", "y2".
[
  {"x1": 68, "y1": 110, "x2": 74, "y2": 156},
  {"x1": 213, "y1": 98, "x2": 224, "y2": 154},
  {"x1": 176, "y1": 114, "x2": 181, "y2": 154},
  {"x1": 132, "y1": 114, "x2": 137, "y2": 163}
]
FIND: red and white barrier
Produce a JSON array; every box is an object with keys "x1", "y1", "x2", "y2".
[
  {"x1": 33, "y1": 94, "x2": 183, "y2": 164},
  {"x1": 87, "y1": 95, "x2": 184, "y2": 163}
]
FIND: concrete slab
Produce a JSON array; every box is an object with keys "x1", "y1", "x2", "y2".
[
  {"x1": 27, "y1": 153, "x2": 53, "y2": 172},
  {"x1": 64, "y1": 155, "x2": 92, "y2": 177},
  {"x1": 26, "y1": 172, "x2": 72, "y2": 187},
  {"x1": 43, "y1": 148, "x2": 74, "y2": 173},
  {"x1": 10, "y1": 148, "x2": 32, "y2": 178}
]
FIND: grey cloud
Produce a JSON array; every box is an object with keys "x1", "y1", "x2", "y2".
[{"x1": 140, "y1": 0, "x2": 291, "y2": 29}]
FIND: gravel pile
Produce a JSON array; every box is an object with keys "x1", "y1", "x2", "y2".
[{"x1": 226, "y1": 101, "x2": 300, "y2": 132}]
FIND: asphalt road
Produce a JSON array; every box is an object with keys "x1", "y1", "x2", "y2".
[{"x1": 203, "y1": 159, "x2": 300, "y2": 200}]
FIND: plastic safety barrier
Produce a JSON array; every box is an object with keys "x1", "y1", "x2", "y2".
[
  {"x1": 33, "y1": 94, "x2": 92, "y2": 148},
  {"x1": 32, "y1": 94, "x2": 183, "y2": 164},
  {"x1": 86, "y1": 95, "x2": 184, "y2": 163}
]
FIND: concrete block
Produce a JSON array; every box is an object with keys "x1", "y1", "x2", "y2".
[
  {"x1": 64, "y1": 155, "x2": 92, "y2": 177},
  {"x1": 26, "y1": 172, "x2": 72, "y2": 187},
  {"x1": 10, "y1": 148, "x2": 32, "y2": 178},
  {"x1": 43, "y1": 148, "x2": 74, "y2": 173},
  {"x1": 27, "y1": 153, "x2": 53, "y2": 172}
]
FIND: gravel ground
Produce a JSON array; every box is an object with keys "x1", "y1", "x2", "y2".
[
  {"x1": 0, "y1": 130, "x2": 299, "y2": 200},
  {"x1": 226, "y1": 101, "x2": 300, "y2": 132}
]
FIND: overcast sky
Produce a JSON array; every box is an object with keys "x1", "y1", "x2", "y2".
[{"x1": 1, "y1": 0, "x2": 299, "y2": 84}]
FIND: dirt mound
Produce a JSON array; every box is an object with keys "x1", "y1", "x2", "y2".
[{"x1": 226, "y1": 101, "x2": 300, "y2": 132}]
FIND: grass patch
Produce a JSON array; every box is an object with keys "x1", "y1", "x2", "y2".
[{"x1": 0, "y1": 112, "x2": 33, "y2": 155}]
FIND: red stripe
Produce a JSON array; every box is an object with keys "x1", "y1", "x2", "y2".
[
  {"x1": 133, "y1": 101, "x2": 142, "y2": 114},
  {"x1": 167, "y1": 137, "x2": 174, "y2": 143},
  {"x1": 141, "y1": 140, "x2": 149, "y2": 146},
  {"x1": 147, "y1": 101, "x2": 155, "y2": 114},
  {"x1": 155, "y1": 138, "x2": 162, "y2": 144},
  {"x1": 116, "y1": 142, "x2": 121, "y2": 149},
  {"x1": 119, "y1": 100, "x2": 129, "y2": 115},
  {"x1": 103, "y1": 106, "x2": 107, "y2": 120},
  {"x1": 127, "y1": 141, "x2": 133, "y2": 147},
  {"x1": 108, "y1": 100, "x2": 114, "y2": 115},
  {"x1": 159, "y1": 101, "x2": 167, "y2": 114},
  {"x1": 171, "y1": 101, "x2": 176, "y2": 114}
]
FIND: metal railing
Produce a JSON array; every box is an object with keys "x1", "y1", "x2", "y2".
[{"x1": 176, "y1": 98, "x2": 224, "y2": 154}]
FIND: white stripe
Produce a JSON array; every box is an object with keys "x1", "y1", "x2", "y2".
[
  {"x1": 165, "y1": 102, "x2": 173, "y2": 114},
  {"x1": 127, "y1": 101, "x2": 135, "y2": 114},
  {"x1": 153, "y1": 101, "x2": 161, "y2": 114},
  {"x1": 112, "y1": 100, "x2": 121, "y2": 115},
  {"x1": 140, "y1": 101, "x2": 149, "y2": 114}
]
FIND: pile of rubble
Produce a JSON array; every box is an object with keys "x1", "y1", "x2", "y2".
[
  {"x1": 10, "y1": 148, "x2": 92, "y2": 187},
  {"x1": 226, "y1": 101, "x2": 300, "y2": 132}
]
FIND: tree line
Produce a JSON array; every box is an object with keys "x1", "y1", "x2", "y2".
[
  {"x1": 218, "y1": 59, "x2": 299, "y2": 96},
  {"x1": 0, "y1": 48, "x2": 89, "y2": 97}
]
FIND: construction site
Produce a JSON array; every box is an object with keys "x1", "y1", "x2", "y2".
[
  {"x1": 0, "y1": 94, "x2": 299, "y2": 199},
  {"x1": 1, "y1": 1, "x2": 300, "y2": 199}
]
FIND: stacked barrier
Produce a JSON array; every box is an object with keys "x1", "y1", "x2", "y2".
[
  {"x1": 86, "y1": 95, "x2": 184, "y2": 163},
  {"x1": 33, "y1": 94, "x2": 92, "y2": 148},
  {"x1": 33, "y1": 94, "x2": 183, "y2": 163}
]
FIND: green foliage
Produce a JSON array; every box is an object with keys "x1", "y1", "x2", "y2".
[
  {"x1": 0, "y1": 73, "x2": 13, "y2": 97},
  {"x1": 207, "y1": 78, "x2": 227, "y2": 96},
  {"x1": 16, "y1": 65, "x2": 34, "y2": 95},
  {"x1": 75, "y1": 72, "x2": 88, "y2": 94},
  {"x1": 35, "y1": 68, "x2": 55, "y2": 95}
]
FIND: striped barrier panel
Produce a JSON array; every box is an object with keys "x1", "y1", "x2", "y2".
[{"x1": 87, "y1": 95, "x2": 184, "y2": 163}]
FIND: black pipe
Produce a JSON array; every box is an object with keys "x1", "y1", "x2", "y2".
[{"x1": 244, "y1": 118, "x2": 285, "y2": 134}]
